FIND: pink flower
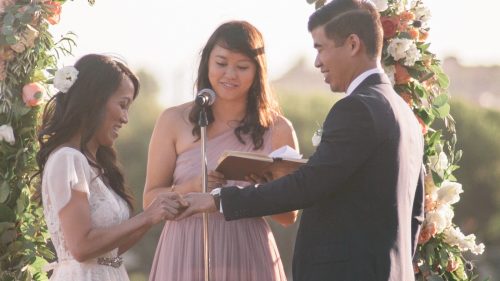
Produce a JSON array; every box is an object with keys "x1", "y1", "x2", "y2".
[{"x1": 22, "y1": 82, "x2": 45, "y2": 107}]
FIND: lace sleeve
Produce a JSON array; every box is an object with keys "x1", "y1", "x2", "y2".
[{"x1": 44, "y1": 148, "x2": 91, "y2": 213}]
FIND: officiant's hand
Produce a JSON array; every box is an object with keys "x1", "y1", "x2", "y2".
[
  {"x1": 208, "y1": 170, "x2": 226, "y2": 191},
  {"x1": 245, "y1": 172, "x2": 273, "y2": 184},
  {"x1": 175, "y1": 192, "x2": 217, "y2": 220},
  {"x1": 245, "y1": 168, "x2": 289, "y2": 183},
  {"x1": 183, "y1": 171, "x2": 226, "y2": 193}
]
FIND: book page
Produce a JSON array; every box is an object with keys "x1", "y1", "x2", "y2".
[{"x1": 268, "y1": 145, "x2": 302, "y2": 159}]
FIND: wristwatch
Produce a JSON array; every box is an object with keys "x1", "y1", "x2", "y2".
[{"x1": 210, "y1": 188, "x2": 221, "y2": 211}]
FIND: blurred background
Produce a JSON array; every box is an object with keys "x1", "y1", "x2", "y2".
[{"x1": 50, "y1": 0, "x2": 500, "y2": 280}]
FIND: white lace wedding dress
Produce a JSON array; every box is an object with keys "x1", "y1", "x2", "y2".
[{"x1": 42, "y1": 147, "x2": 131, "y2": 280}]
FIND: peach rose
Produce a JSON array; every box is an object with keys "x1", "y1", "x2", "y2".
[
  {"x1": 22, "y1": 82, "x2": 45, "y2": 107},
  {"x1": 418, "y1": 30, "x2": 429, "y2": 42},
  {"x1": 416, "y1": 115, "x2": 428, "y2": 135},
  {"x1": 45, "y1": 1, "x2": 62, "y2": 25},
  {"x1": 425, "y1": 193, "x2": 437, "y2": 212},
  {"x1": 394, "y1": 63, "x2": 412, "y2": 85},
  {"x1": 400, "y1": 11, "x2": 415, "y2": 21},
  {"x1": 424, "y1": 173, "x2": 437, "y2": 195},
  {"x1": 407, "y1": 28, "x2": 419, "y2": 39},
  {"x1": 381, "y1": 16, "x2": 399, "y2": 39},
  {"x1": 418, "y1": 222, "x2": 437, "y2": 245}
]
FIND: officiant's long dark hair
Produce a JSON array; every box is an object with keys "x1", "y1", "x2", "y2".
[
  {"x1": 35, "y1": 54, "x2": 139, "y2": 210},
  {"x1": 188, "y1": 20, "x2": 280, "y2": 150}
]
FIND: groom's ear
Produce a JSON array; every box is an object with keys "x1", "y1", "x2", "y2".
[{"x1": 347, "y1": 34, "x2": 362, "y2": 55}]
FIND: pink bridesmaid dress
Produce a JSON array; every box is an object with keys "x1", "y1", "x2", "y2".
[{"x1": 149, "y1": 129, "x2": 287, "y2": 281}]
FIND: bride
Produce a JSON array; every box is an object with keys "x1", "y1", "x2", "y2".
[{"x1": 36, "y1": 54, "x2": 187, "y2": 280}]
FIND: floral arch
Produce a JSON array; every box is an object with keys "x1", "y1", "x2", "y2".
[{"x1": 0, "y1": 0, "x2": 484, "y2": 280}]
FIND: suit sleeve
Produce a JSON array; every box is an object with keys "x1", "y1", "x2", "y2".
[
  {"x1": 411, "y1": 168, "x2": 425, "y2": 257},
  {"x1": 221, "y1": 95, "x2": 379, "y2": 220}
]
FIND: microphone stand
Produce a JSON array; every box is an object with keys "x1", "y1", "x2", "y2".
[{"x1": 198, "y1": 107, "x2": 210, "y2": 281}]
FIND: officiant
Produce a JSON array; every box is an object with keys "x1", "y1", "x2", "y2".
[{"x1": 143, "y1": 21, "x2": 299, "y2": 281}]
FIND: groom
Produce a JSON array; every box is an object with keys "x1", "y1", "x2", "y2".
[{"x1": 179, "y1": 0, "x2": 425, "y2": 280}]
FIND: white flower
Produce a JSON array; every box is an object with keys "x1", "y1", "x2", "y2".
[
  {"x1": 403, "y1": 43, "x2": 421, "y2": 66},
  {"x1": 387, "y1": 38, "x2": 421, "y2": 66},
  {"x1": 371, "y1": 0, "x2": 388, "y2": 12},
  {"x1": 382, "y1": 65, "x2": 396, "y2": 86},
  {"x1": 413, "y1": 3, "x2": 432, "y2": 23},
  {"x1": 443, "y1": 226, "x2": 485, "y2": 255},
  {"x1": 425, "y1": 204, "x2": 454, "y2": 234},
  {"x1": 54, "y1": 66, "x2": 79, "y2": 93},
  {"x1": 395, "y1": 1, "x2": 406, "y2": 13},
  {"x1": 429, "y1": 150, "x2": 448, "y2": 178},
  {"x1": 0, "y1": 124, "x2": 15, "y2": 145},
  {"x1": 437, "y1": 181, "x2": 463, "y2": 205},
  {"x1": 312, "y1": 129, "x2": 322, "y2": 147}
]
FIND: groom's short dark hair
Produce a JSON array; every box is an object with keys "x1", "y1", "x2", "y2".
[
  {"x1": 308, "y1": 0, "x2": 359, "y2": 31},
  {"x1": 308, "y1": 0, "x2": 383, "y2": 59}
]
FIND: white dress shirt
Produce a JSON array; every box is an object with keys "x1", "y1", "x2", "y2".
[{"x1": 346, "y1": 67, "x2": 385, "y2": 96}]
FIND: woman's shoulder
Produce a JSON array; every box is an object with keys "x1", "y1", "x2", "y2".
[
  {"x1": 157, "y1": 101, "x2": 194, "y2": 126},
  {"x1": 48, "y1": 146, "x2": 87, "y2": 162},
  {"x1": 45, "y1": 146, "x2": 90, "y2": 175},
  {"x1": 271, "y1": 114, "x2": 295, "y2": 134}
]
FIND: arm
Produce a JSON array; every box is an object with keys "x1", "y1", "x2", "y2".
[
  {"x1": 178, "y1": 96, "x2": 380, "y2": 220},
  {"x1": 221, "y1": 96, "x2": 379, "y2": 220},
  {"x1": 143, "y1": 107, "x2": 198, "y2": 209},
  {"x1": 267, "y1": 116, "x2": 300, "y2": 227},
  {"x1": 60, "y1": 191, "x2": 185, "y2": 262}
]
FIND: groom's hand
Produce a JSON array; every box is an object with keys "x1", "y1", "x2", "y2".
[{"x1": 175, "y1": 192, "x2": 217, "y2": 220}]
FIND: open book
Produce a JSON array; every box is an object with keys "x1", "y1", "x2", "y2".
[{"x1": 215, "y1": 145, "x2": 308, "y2": 181}]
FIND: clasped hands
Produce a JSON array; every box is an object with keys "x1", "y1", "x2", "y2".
[{"x1": 146, "y1": 169, "x2": 286, "y2": 222}]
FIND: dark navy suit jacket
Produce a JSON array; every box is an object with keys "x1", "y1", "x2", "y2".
[{"x1": 221, "y1": 73, "x2": 425, "y2": 281}]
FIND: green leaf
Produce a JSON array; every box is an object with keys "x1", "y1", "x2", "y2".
[
  {"x1": 427, "y1": 276, "x2": 444, "y2": 281},
  {"x1": 436, "y1": 72, "x2": 450, "y2": 89},
  {"x1": 2, "y1": 25, "x2": 15, "y2": 36},
  {"x1": 0, "y1": 222, "x2": 15, "y2": 234},
  {"x1": 0, "y1": 181, "x2": 10, "y2": 203},
  {"x1": 1, "y1": 229, "x2": 17, "y2": 245},
  {"x1": 435, "y1": 103, "x2": 451, "y2": 118},
  {"x1": 455, "y1": 150, "x2": 462, "y2": 163},
  {"x1": 3, "y1": 13, "x2": 15, "y2": 26},
  {"x1": 433, "y1": 94, "x2": 449, "y2": 107},
  {"x1": 5, "y1": 34, "x2": 18, "y2": 45},
  {"x1": 0, "y1": 203, "x2": 16, "y2": 222}
]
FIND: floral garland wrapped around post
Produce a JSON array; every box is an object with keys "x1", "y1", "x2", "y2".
[
  {"x1": 308, "y1": 0, "x2": 485, "y2": 280},
  {"x1": 0, "y1": 1, "x2": 90, "y2": 280}
]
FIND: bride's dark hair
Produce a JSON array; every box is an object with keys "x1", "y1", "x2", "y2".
[
  {"x1": 36, "y1": 54, "x2": 139, "y2": 209},
  {"x1": 188, "y1": 21, "x2": 281, "y2": 150}
]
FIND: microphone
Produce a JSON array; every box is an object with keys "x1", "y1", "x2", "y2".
[{"x1": 195, "y1": 88, "x2": 216, "y2": 107}]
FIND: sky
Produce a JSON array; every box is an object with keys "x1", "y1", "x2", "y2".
[{"x1": 50, "y1": 0, "x2": 500, "y2": 106}]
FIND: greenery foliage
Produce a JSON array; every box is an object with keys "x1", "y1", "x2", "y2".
[{"x1": 0, "y1": 1, "x2": 81, "y2": 280}]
